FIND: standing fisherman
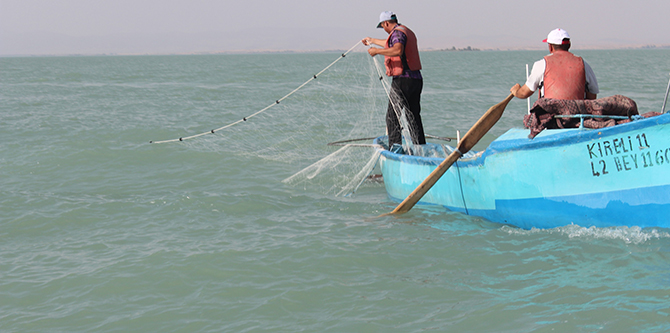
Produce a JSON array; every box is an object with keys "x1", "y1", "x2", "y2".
[{"x1": 362, "y1": 11, "x2": 425, "y2": 150}]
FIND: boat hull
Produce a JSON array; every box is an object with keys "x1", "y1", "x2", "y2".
[{"x1": 377, "y1": 113, "x2": 670, "y2": 229}]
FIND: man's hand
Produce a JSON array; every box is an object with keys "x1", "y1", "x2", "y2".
[{"x1": 510, "y1": 83, "x2": 521, "y2": 96}]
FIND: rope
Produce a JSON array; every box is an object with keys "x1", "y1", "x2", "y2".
[
  {"x1": 150, "y1": 41, "x2": 362, "y2": 144},
  {"x1": 327, "y1": 137, "x2": 380, "y2": 146},
  {"x1": 455, "y1": 160, "x2": 469, "y2": 215},
  {"x1": 371, "y1": 57, "x2": 400, "y2": 118},
  {"x1": 326, "y1": 134, "x2": 453, "y2": 147},
  {"x1": 426, "y1": 134, "x2": 454, "y2": 142},
  {"x1": 327, "y1": 143, "x2": 384, "y2": 148}
]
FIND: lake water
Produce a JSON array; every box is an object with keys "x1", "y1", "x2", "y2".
[{"x1": 2, "y1": 48, "x2": 670, "y2": 332}]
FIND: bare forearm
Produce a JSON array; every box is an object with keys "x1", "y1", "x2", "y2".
[
  {"x1": 371, "y1": 44, "x2": 403, "y2": 57},
  {"x1": 510, "y1": 83, "x2": 534, "y2": 99},
  {"x1": 363, "y1": 37, "x2": 386, "y2": 47},
  {"x1": 362, "y1": 35, "x2": 404, "y2": 57}
]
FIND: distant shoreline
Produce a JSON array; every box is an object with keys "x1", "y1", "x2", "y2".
[{"x1": 2, "y1": 44, "x2": 669, "y2": 58}]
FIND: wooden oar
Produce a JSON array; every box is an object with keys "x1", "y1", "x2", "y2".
[{"x1": 383, "y1": 93, "x2": 515, "y2": 216}]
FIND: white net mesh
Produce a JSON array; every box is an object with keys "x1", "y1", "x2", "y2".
[{"x1": 159, "y1": 46, "x2": 433, "y2": 197}]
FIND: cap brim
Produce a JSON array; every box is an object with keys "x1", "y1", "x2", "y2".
[
  {"x1": 542, "y1": 38, "x2": 548, "y2": 43},
  {"x1": 377, "y1": 22, "x2": 383, "y2": 28}
]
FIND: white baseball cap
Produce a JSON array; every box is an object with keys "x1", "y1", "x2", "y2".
[
  {"x1": 543, "y1": 28, "x2": 571, "y2": 44},
  {"x1": 377, "y1": 11, "x2": 397, "y2": 28}
]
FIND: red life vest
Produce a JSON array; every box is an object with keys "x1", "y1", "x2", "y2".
[
  {"x1": 384, "y1": 25, "x2": 422, "y2": 77},
  {"x1": 543, "y1": 50, "x2": 586, "y2": 100}
]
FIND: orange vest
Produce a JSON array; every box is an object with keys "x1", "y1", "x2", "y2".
[
  {"x1": 543, "y1": 50, "x2": 586, "y2": 100},
  {"x1": 384, "y1": 25, "x2": 422, "y2": 77}
]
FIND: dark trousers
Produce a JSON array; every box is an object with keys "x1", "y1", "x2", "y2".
[{"x1": 386, "y1": 77, "x2": 425, "y2": 147}]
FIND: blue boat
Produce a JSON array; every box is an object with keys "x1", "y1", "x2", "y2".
[{"x1": 375, "y1": 112, "x2": 670, "y2": 229}]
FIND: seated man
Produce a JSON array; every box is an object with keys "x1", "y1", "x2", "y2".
[{"x1": 511, "y1": 28, "x2": 599, "y2": 100}]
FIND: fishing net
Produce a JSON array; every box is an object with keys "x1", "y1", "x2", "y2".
[
  {"x1": 277, "y1": 54, "x2": 428, "y2": 196},
  {"x1": 154, "y1": 44, "x2": 427, "y2": 196},
  {"x1": 277, "y1": 54, "x2": 389, "y2": 196}
]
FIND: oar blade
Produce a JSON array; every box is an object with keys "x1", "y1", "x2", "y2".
[{"x1": 457, "y1": 93, "x2": 514, "y2": 154}]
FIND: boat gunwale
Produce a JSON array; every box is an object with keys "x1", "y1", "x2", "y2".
[{"x1": 375, "y1": 112, "x2": 670, "y2": 167}]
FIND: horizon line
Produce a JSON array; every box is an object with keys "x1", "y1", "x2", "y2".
[{"x1": 2, "y1": 44, "x2": 669, "y2": 58}]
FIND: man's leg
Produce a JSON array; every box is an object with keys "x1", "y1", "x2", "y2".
[
  {"x1": 406, "y1": 79, "x2": 425, "y2": 144},
  {"x1": 386, "y1": 78, "x2": 404, "y2": 147}
]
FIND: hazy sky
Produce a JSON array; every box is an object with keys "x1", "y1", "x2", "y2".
[{"x1": 2, "y1": 0, "x2": 670, "y2": 55}]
